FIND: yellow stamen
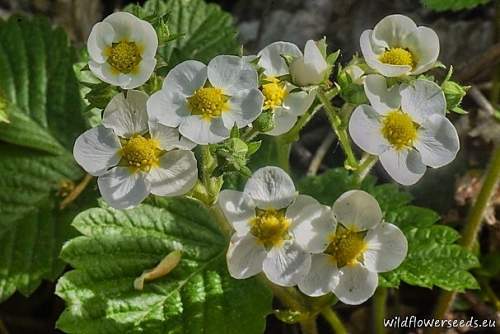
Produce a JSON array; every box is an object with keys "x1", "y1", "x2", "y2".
[
  {"x1": 107, "y1": 41, "x2": 142, "y2": 74},
  {"x1": 325, "y1": 226, "x2": 367, "y2": 267},
  {"x1": 380, "y1": 110, "x2": 418, "y2": 151},
  {"x1": 187, "y1": 87, "x2": 229, "y2": 120},
  {"x1": 262, "y1": 77, "x2": 288, "y2": 110},
  {"x1": 120, "y1": 135, "x2": 161, "y2": 172},
  {"x1": 249, "y1": 209, "x2": 290, "y2": 248},
  {"x1": 379, "y1": 47, "x2": 415, "y2": 67}
]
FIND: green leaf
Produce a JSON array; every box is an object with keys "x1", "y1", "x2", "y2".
[
  {"x1": 421, "y1": 0, "x2": 491, "y2": 11},
  {"x1": 126, "y1": 0, "x2": 240, "y2": 69},
  {"x1": 298, "y1": 169, "x2": 479, "y2": 292},
  {"x1": 0, "y1": 16, "x2": 88, "y2": 301},
  {"x1": 56, "y1": 197, "x2": 272, "y2": 334},
  {"x1": 0, "y1": 16, "x2": 86, "y2": 150}
]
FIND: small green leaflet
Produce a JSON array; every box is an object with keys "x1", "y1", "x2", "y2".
[
  {"x1": 126, "y1": 0, "x2": 240, "y2": 70},
  {"x1": 0, "y1": 16, "x2": 89, "y2": 301},
  {"x1": 298, "y1": 169, "x2": 479, "y2": 292},
  {"x1": 56, "y1": 197, "x2": 272, "y2": 334},
  {"x1": 421, "y1": 0, "x2": 491, "y2": 11}
]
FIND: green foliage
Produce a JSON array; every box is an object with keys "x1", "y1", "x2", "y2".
[
  {"x1": 126, "y1": 0, "x2": 240, "y2": 70},
  {"x1": 56, "y1": 197, "x2": 272, "y2": 334},
  {"x1": 0, "y1": 16, "x2": 88, "y2": 301},
  {"x1": 421, "y1": 0, "x2": 491, "y2": 11},
  {"x1": 298, "y1": 169, "x2": 479, "y2": 292}
]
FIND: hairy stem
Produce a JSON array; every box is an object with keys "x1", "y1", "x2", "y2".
[
  {"x1": 299, "y1": 318, "x2": 318, "y2": 334},
  {"x1": 317, "y1": 91, "x2": 358, "y2": 169},
  {"x1": 321, "y1": 307, "x2": 348, "y2": 334},
  {"x1": 356, "y1": 154, "x2": 378, "y2": 184},
  {"x1": 373, "y1": 287, "x2": 388, "y2": 334},
  {"x1": 59, "y1": 174, "x2": 94, "y2": 209},
  {"x1": 200, "y1": 145, "x2": 217, "y2": 204},
  {"x1": 430, "y1": 145, "x2": 500, "y2": 333},
  {"x1": 281, "y1": 102, "x2": 321, "y2": 143}
]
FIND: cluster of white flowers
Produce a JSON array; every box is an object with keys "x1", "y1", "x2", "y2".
[
  {"x1": 75, "y1": 12, "x2": 331, "y2": 208},
  {"x1": 349, "y1": 14, "x2": 460, "y2": 185},
  {"x1": 72, "y1": 11, "x2": 461, "y2": 304},
  {"x1": 219, "y1": 166, "x2": 407, "y2": 304}
]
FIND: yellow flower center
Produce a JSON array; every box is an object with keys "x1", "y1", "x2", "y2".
[
  {"x1": 381, "y1": 110, "x2": 418, "y2": 151},
  {"x1": 379, "y1": 47, "x2": 415, "y2": 67},
  {"x1": 120, "y1": 135, "x2": 161, "y2": 172},
  {"x1": 249, "y1": 209, "x2": 290, "y2": 248},
  {"x1": 262, "y1": 77, "x2": 288, "y2": 110},
  {"x1": 107, "y1": 41, "x2": 142, "y2": 74},
  {"x1": 325, "y1": 226, "x2": 367, "y2": 267},
  {"x1": 187, "y1": 87, "x2": 229, "y2": 120}
]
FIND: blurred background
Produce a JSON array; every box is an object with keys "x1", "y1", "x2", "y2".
[{"x1": 0, "y1": 0, "x2": 498, "y2": 333}]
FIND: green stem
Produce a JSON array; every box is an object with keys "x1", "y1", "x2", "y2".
[
  {"x1": 430, "y1": 145, "x2": 500, "y2": 334},
  {"x1": 317, "y1": 91, "x2": 358, "y2": 169},
  {"x1": 321, "y1": 307, "x2": 348, "y2": 334},
  {"x1": 209, "y1": 205, "x2": 232, "y2": 239},
  {"x1": 299, "y1": 318, "x2": 318, "y2": 334},
  {"x1": 373, "y1": 288, "x2": 388, "y2": 334},
  {"x1": 242, "y1": 127, "x2": 259, "y2": 141},
  {"x1": 200, "y1": 145, "x2": 217, "y2": 204},
  {"x1": 356, "y1": 154, "x2": 378, "y2": 184},
  {"x1": 281, "y1": 102, "x2": 322, "y2": 143}
]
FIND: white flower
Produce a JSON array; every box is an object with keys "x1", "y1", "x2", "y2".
[
  {"x1": 256, "y1": 42, "x2": 315, "y2": 135},
  {"x1": 289, "y1": 40, "x2": 329, "y2": 86},
  {"x1": 87, "y1": 12, "x2": 158, "y2": 89},
  {"x1": 345, "y1": 64, "x2": 365, "y2": 85},
  {"x1": 219, "y1": 166, "x2": 331, "y2": 286},
  {"x1": 298, "y1": 190, "x2": 407, "y2": 305},
  {"x1": 147, "y1": 56, "x2": 264, "y2": 145},
  {"x1": 73, "y1": 90, "x2": 198, "y2": 209},
  {"x1": 360, "y1": 14, "x2": 439, "y2": 77},
  {"x1": 349, "y1": 75, "x2": 459, "y2": 185}
]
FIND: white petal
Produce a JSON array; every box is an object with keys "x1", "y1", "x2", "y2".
[
  {"x1": 147, "y1": 90, "x2": 190, "y2": 128},
  {"x1": 147, "y1": 150, "x2": 198, "y2": 197},
  {"x1": 263, "y1": 241, "x2": 311, "y2": 286},
  {"x1": 222, "y1": 88, "x2": 264, "y2": 129},
  {"x1": 133, "y1": 19, "x2": 158, "y2": 58},
  {"x1": 283, "y1": 90, "x2": 315, "y2": 117},
  {"x1": 244, "y1": 166, "x2": 296, "y2": 209},
  {"x1": 415, "y1": 114, "x2": 459, "y2": 168},
  {"x1": 163, "y1": 60, "x2": 207, "y2": 96},
  {"x1": 400, "y1": 79, "x2": 446, "y2": 124},
  {"x1": 360, "y1": 30, "x2": 411, "y2": 77},
  {"x1": 363, "y1": 74, "x2": 401, "y2": 114},
  {"x1": 207, "y1": 55, "x2": 259, "y2": 95},
  {"x1": 218, "y1": 190, "x2": 255, "y2": 236},
  {"x1": 349, "y1": 105, "x2": 389, "y2": 155},
  {"x1": 149, "y1": 122, "x2": 196, "y2": 151},
  {"x1": 103, "y1": 12, "x2": 139, "y2": 42},
  {"x1": 123, "y1": 57, "x2": 157, "y2": 90},
  {"x1": 333, "y1": 264, "x2": 378, "y2": 305},
  {"x1": 102, "y1": 90, "x2": 149, "y2": 137},
  {"x1": 332, "y1": 190, "x2": 382, "y2": 231},
  {"x1": 404, "y1": 27, "x2": 440, "y2": 75},
  {"x1": 89, "y1": 61, "x2": 130, "y2": 88},
  {"x1": 288, "y1": 195, "x2": 334, "y2": 253},
  {"x1": 73, "y1": 126, "x2": 121, "y2": 176},
  {"x1": 298, "y1": 254, "x2": 339, "y2": 297},
  {"x1": 379, "y1": 148, "x2": 426, "y2": 186},
  {"x1": 364, "y1": 223, "x2": 408, "y2": 273},
  {"x1": 179, "y1": 116, "x2": 229, "y2": 145},
  {"x1": 87, "y1": 22, "x2": 114, "y2": 63},
  {"x1": 97, "y1": 167, "x2": 150, "y2": 209},
  {"x1": 266, "y1": 108, "x2": 297, "y2": 136},
  {"x1": 304, "y1": 40, "x2": 328, "y2": 75},
  {"x1": 227, "y1": 234, "x2": 266, "y2": 279},
  {"x1": 257, "y1": 41, "x2": 302, "y2": 77},
  {"x1": 372, "y1": 14, "x2": 417, "y2": 47}
]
